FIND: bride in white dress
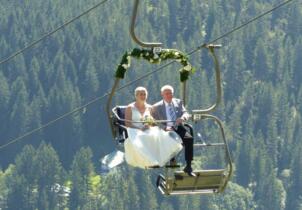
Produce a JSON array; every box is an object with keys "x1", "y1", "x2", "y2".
[{"x1": 124, "y1": 87, "x2": 183, "y2": 168}]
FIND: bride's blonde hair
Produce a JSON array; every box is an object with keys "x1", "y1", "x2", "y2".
[{"x1": 134, "y1": 86, "x2": 148, "y2": 97}]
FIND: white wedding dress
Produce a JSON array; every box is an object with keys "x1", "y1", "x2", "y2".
[{"x1": 124, "y1": 104, "x2": 183, "y2": 168}]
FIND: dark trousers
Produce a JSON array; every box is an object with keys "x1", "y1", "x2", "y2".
[{"x1": 174, "y1": 125, "x2": 193, "y2": 162}]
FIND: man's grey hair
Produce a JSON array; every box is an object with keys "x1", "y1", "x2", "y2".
[{"x1": 160, "y1": 85, "x2": 174, "y2": 93}]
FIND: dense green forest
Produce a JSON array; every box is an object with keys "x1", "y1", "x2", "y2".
[{"x1": 0, "y1": 0, "x2": 301, "y2": 209}]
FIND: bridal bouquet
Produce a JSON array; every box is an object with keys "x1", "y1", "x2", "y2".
[{"x1": 142, "y1": 115, "x2": 155, "y2": 126}]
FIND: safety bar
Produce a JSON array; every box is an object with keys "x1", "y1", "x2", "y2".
[
  {"x1": 194, "y1": 143, "x2": 225, "y2": 147},
  {"x1": 191, "y1": 113, "x2": 233, "y2": 191},
  {"x1": 111, "y1": 106, "x2": 178, "y2": 124}
]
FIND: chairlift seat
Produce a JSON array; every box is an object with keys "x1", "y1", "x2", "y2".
[
  {"x1": 156, "y1": 169, "x2": 229, "y2": 195},
  {"x1": 112, "y1": 106, "x2": 194, "y2": 143}
]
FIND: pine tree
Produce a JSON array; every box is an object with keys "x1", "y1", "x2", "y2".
[
  {"x1": 33, "y1": 143, "x2": 65, "y2": 210},
  {"x1": 69, "y1": 147, "x2": 95, "y2": 210},
  {"x1": 0, "y1": 71, "x2": 10, "y2": 135}
]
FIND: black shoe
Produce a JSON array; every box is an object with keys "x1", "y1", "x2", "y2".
[
  {"x1": 183, "y1": 164, "x2": 193, "y2": 176},
  {"x1": 166, "y1": 159, "x2": 179, "y2": 168},
  {"x1": 170, "y1": 159, "x2": 177, "y2": 166}
]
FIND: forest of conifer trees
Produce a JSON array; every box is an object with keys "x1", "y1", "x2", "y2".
[{"x1": 0, "y1": 0, "x2": 302, "y2": 209}]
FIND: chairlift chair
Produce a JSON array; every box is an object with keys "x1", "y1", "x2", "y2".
[{"x1": 105, "y1": 0, "x2": 233, "y2": 196}]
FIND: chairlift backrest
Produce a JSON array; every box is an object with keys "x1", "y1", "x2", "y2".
[
  {"x1": 112, "y1": 106, "x2": 128, "y2": 142},
  {"x1": 114, "y1": 106, "x2": 127, "y2": 126}
]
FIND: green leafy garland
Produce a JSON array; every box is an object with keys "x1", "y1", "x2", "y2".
[{"x1": 115, "y1": 48, "x2": 195, "y2": 82}]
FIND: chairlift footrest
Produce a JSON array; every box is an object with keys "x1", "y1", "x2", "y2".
[
  {"x1": 148, "y1": 165, "x2": 160, "y2": 168},
  {"x1": 165, "y1": 164, "x2": 181, "y2": 168},
  {"x1": 156, "y1": 169, "x2": 229, "y2": 195}
]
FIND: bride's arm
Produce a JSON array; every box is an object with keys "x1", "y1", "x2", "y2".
[
  {"x1": 125, "y1": 106, "x2": 133, "y2": 128},
  {"x1": 125, "y1": 105, "x2": 144, "y2": 129}
]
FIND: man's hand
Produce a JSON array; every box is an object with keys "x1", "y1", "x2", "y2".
[{"x1": 176, "y1": 118, "x2": 184, "y2": 125}]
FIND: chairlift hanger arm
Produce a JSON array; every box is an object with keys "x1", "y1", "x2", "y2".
[
  {"x1": 130, "y1": 0, "x2": 162, "y2": 48},
  {"x1": 106, "y1": 78, "x2": 120, "y2": 139},
  {"x1": 192, "y1": 45, "x2": 222, "y2": 114}
]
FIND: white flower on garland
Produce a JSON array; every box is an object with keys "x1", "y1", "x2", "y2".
[
  {"x1": 153, "y1": 53, "x2": 159, "y2": 59},
  {"x1": 183, "y1": 65, "x2": 192, "y2": 71},
  {"x1": 121, "y1": 56, "x2": 131, "y2": 69},
  {"x1": 122, "y1": 63, "x2": 130, "y2": 69}
]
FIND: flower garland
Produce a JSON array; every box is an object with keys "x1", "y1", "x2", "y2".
[{"x1": 115, "y1": 48, "x2": 195, "y2": 82}]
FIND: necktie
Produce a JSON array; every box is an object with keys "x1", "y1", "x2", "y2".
[{"x1": 168, "y1": 103, "x2": 176, "y2": 121}]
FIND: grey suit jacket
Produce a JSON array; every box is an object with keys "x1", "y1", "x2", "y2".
[{"x1": 151, "y1": 98, "x2": 189, "y2": 128}]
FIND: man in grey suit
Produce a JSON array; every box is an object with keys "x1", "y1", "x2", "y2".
[{"x1": 151, "y1": 85, "x2": 194, "y2": 175}]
